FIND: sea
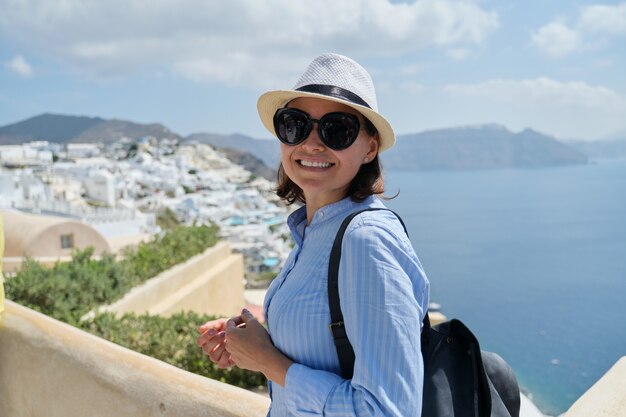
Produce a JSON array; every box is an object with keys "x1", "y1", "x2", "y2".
[{"x1": 383, "y1": 158, "x2": 626, "y2": 416}]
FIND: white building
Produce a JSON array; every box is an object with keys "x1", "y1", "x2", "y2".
[
  {"x1": 83, "y1": 170, "x2": 116, "y2": 207},
  {"x1": 0, "y1": 144, "x2": 53, "y2": 167},
  {"x1": 0, "y1": 171, "x2": 21, "y2": 208},
  {"x1": 65, "y1": 143, "x2": 101, "y2": 159},
  {"x1": 19, "y1": 172, "x2": 49, "y2": 202},
  {"x1": 46, "y1": 173, "x2": 83, "y2": 202}
]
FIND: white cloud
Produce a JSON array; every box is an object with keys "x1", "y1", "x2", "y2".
[
  {"x1": 446, "y1": 48, "x2": 472, "y2": 61},
  {"x1": 0, "y1": 0, "x2": 499, "y2": 86},
  {"x1": 5, "y1": 55, "x2": 34, "y2": 77},
  {"x1": 531, "y1": 22, "x2": 582, "y2": 59},
  {"x1": 580, "y1": 3, "x2": 626, "y2": 35},
  {"x1": 532, "y1": 2, "x2": 626, "y2": 58},
  {"x1": 445, "y1": 77, "x2": 625, "y2": 108},
  {"x1": 444, "y1": 77, "x2": 626, "y2": 139}
]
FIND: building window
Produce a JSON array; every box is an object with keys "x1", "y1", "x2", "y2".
[{"x1": 60, "y1": 234, "x2": 74, "y2": 249}]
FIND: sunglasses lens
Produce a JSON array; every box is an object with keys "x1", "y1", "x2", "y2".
[
  {"x1": 320, "y1": 113, "x2": 360, "y2": 150},
  {"x1": 274, "y1": 109, "x2": 309, "y2": 145},
  {"x1": 273, "y1": 108, "x2": 361, "y2": 150}
]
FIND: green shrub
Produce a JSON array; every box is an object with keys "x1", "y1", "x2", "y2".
[
  {"x1": 80, "y1": 311, "x2": 267, "y2": 389},
  {"x1": 5, "y1": 248, "x2": 129, "y2": 325},
  {"x1": 156, "y1": 207, "x2": 182, "y2": 230},
  {"x1": 5, "y1": 224, "x2": 219, "y2": 325},
  {"x1": 122, "y1": 223, "x2": 218, "y2": 282}
]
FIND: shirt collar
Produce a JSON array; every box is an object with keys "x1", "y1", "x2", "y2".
[
  {"x1": 287, "y1": 205, "x2": 307, "y2": 247},
  {"x1": 287, "y1": 195, "x2": 379, "y2": 245}
]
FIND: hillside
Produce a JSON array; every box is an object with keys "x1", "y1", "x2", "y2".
[
  {"x1": 565, "y1": 138, "x2": 626, "y2": 159},
  {"x1": 0, "y1": 113, "x2": 181, "y2": 144},
  {"x1": 212, "y1": 147, "x2": 276, "y2": 181},
  {"x1": 382, "y1": 125, "x2": 588, "y2": 170},
  {"x1": 186, "y1": 133, "x2": 280, "y2": 168},
  {"x1": 0, "y1": 113, "x2": 276, "y2": 180},
  {"x1": 1, "y1": 115, "x2": 589, "y2": 171},
  {"x1": 189, "y1": 125, "x2": 588, "y2": 170}
]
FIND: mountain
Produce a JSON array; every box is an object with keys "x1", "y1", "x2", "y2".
[
  {"x1": 189, "y1": 125, "x2": 588, "y2": 171},
  {"x1": 186, "y1": 132, "x2": 280, "y2": 168},
  {"x1": 1, "y1": 114, "x2": 589, "y2": 171},
  {"x1": 0, "y1": 113, "x2": 276, "y2": 180},
  {"x1": 382, "y1": 125, "x2": 588, "y2": 170},
  {"x1": 564, "y1": 137, "x2": 626, "y2": 159},
  {"x1": 213, "y1": 147, "x2": 276, "y2": 181},
  {"x1": 0, "y1": 113, "x2": 181, "y2": 144}
]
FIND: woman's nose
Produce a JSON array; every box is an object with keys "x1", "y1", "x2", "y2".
[{"x1": 301, "y1": 124, "x2": 325, "y2": 151}]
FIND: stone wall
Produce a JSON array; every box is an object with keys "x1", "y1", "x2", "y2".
[
  {"x1": 96, "y1": 241, "x2": 245, "y2": 318},
  {"x1": 0, "y1": 301, "x2": 270, "y2": 417}
]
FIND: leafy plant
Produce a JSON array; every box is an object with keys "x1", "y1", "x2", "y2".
[
  {"x1": 80, "y1": 311, "x2": 267, "y2": 389},
  {"x1": 5, "y1": 224, "x2": 219, "y2": 325},
  {"x1": 156, "y1": 207, "x2": 181, "y2": 230},
  {"x1": 5, "y1": 249, "x2": 129, "y2": 324}
]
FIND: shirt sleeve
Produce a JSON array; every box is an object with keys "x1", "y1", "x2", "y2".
[{"x1": 282, "y1": 216, "x2": 428, "y2": 416}]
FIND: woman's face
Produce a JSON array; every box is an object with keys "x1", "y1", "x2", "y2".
[{"x1": 280, "y1": 97, "x2": 379, "y2": 208}]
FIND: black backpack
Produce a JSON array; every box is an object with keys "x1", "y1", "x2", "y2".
[{"x1": 328, "y1": 208, "x2": 521, "y2": 417}]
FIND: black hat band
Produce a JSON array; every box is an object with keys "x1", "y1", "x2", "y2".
[{"x1": 295, "y1": 84, "x2": 371, "y2": 109}]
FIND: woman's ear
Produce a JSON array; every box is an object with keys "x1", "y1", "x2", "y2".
[{"x1": 363, "y1": 135, "x2": 380, "y2": 163}]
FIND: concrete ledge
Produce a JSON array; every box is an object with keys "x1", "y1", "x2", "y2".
[
  {"x1": 564, "y1": 356, "x2": 626, "y2": 417},
  {"x1": 1, "y1": 256, "x2": 73, "y2": 273},
  {"x1": 150, "y1": 252, "x2": 244, "y2": 317},
  {"x1": 0, "y1": 300, "x2": 270, "y2": 417},
  {"x1": 97, "y1": 241, "x2": 245, "y2": 318}
]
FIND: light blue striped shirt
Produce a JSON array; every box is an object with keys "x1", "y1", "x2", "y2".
[{"x1": 264, "y1": 195, "x2": 430, "y2": 416}]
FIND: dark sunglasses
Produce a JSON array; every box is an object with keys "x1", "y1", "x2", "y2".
[{"x1": 273, "y1": 107, "x2": 361, "y2": 150}]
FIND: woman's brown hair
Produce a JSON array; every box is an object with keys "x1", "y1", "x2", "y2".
[{"x1": 275, "y1": 117, "x2": 386, "y2": 205}]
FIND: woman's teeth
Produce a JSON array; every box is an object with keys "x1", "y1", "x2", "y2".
[{"x1": 299, "y1": 160, "x2": 333, "y2": 168}]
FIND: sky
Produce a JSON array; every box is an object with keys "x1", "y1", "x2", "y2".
[{"x1": 1, "y1": 0, "x2": 625, "y2": 141}]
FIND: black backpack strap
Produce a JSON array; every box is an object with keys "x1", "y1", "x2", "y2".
[
  {"x1": 421, "y1": 310, "x2": 432, "y2": 353},
  {"x1": 328, "y1": 207, "x2": 410, "y2": 379}
]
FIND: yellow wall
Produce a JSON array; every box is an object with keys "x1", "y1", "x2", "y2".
[
  {"x1": 94, "y1": 241, "x2": 245, "y2": 319},
  {"x1": 0, "y1": 301, "x2": 270, "y2": 417}
]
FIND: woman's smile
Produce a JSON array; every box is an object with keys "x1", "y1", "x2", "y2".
[{"x1": 296, "y1": 158, "x2": 335, "y2": 169}]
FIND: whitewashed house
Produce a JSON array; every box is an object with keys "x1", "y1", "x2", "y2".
[{"x1": 83, "y1": 170, "x2": 116, "y2": 206}]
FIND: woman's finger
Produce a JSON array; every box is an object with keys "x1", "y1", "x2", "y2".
[
  {"x1": 216, "y1": 351, "x2": 234, "y2": 369},
  {"x1": 196, "y1": 329, "x2": 218, "y2": 347},
  {"x1": 197, "y1": 318, "x2": 227, "y2": 334},
  {"x1": 226, "y1": 315, "x2": 245, "y2": 329},
  {"x1": 208, "y1": 335, "x2": 227, "y2": 362},
  {"x1": 201, "y1": 339, "x2": 220, "y2": 357},
  {"x1": 200, "y1": 332, "x2": 225, "y2": 355}
]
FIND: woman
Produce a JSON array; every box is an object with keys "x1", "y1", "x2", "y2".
[{"x1": 197, "y1": 53, "x2": 430, "y2": 416}]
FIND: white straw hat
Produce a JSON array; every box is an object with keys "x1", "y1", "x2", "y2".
[{"x1": 257, "y1": 53, "x2": 396, "y2": 152}]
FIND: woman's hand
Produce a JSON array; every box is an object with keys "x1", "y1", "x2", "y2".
[
  {"x1": 196, "y1": 318, "x2": 235, "y2": 369},
  {"x1": 225, "y1": 309, "x2": 293, "y2": 386}
]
